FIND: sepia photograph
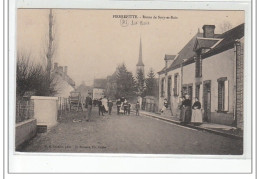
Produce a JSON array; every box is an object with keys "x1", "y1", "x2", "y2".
[{"x1": 15, "y1": 9, "x2": 245, "y2": 155}]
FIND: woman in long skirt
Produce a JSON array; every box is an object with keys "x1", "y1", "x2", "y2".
[
  {"x1": 181, "y1": 95, "x2": 192, "y2": 124},
  {"x1": 191, "y1": 97, "x2": 203, "y2": 125}
]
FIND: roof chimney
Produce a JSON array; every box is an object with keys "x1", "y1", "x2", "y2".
[
  {"x1": 202, "y1": 25, "x2": 215, "y2": 38},
  {"x1": 58, "y1": 66, "x2": 63, "y2": 73},
  {"x1": 64, "y1": 66, "x2": 68, "y2": 75},
  {"x1": 54, "y1": 63, "x2": 58, "y2": 69}
]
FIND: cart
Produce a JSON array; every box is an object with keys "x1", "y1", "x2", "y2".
[{"x1": 69, "y1": 92, "x2": 84, "y2": 111}]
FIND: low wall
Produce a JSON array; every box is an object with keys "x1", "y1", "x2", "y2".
[
  {"x1": 31, "y1": 96, "x2": 58, "y2": 129},
  {"x1": 15, "y1": 119, "x2": 37, "y2": 150}
]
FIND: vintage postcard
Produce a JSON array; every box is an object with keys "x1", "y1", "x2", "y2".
[{"x1": 9, "y1": 0, "x2": 253, "y2": 174}]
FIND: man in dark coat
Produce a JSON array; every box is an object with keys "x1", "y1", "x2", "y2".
[
  {"x1": 85, "y1": 92, "x2": 93, "y2": 121},
  {"x1": 108, "y1": 99, "x2": 113, "y2": 115},
  {"x1": 98, "y1": 98, "x2": 104, "y2": 116}
]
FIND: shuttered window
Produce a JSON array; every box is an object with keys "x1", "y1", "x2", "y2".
[
  {"x1": 195, "y1": 84, "x2": 200, "y2": 99},
  {"x1": 195, "y1": 57, "x2": 202, "y2": 77},
  {"x1": 174, "y1": 74, "x2": 179, "y2": 96},
  {"x1": 161, "y1": 78, "x2": 165, "y2": 97},
  {"x1": 217, "y1": 77, "x2": 229, "y2": 112}
]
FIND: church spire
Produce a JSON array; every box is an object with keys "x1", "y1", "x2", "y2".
[{"x1": 136, "y1": 38, "x2": 144, "y2": 67}]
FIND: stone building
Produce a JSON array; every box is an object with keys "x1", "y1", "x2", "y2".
[
  {"x1": 52, "y1": 63, "x2": 75, "y2": 98},
  {"x1": 158, "y1": 23, "x2": 244, "y2": 129}
]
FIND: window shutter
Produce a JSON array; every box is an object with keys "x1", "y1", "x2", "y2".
[
  {"x1": 224, "y1": 80, "x2": 229, "y2": 111},
  {"x1": 177, "y1": 75, "x2": 179, "y2": 96},
  {"x1": 218, "y1": 82, "x2": 222, "y2": 111}
]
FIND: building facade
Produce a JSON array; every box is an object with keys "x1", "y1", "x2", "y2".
[
  {"x1": 52, "y1": 63, "x2": 75, "y2": 98},
  {"x1": 93, "y1": 79, "x2": 107, "y2": 100},
  {"x1": 158, "y1": 24, "x2": 244, "y2": 128}
]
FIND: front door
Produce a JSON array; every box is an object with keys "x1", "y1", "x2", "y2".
[
  {"x1": 203, "y1": 81, "x2": 211, "y2": 122},
  {"x1": 188, "y1": 85, "x2": 193, "y2": 102}
]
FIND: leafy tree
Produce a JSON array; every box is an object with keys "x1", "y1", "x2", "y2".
[
  {"x1": 16, "y1": 53, "x2": 57, "y2": 99},
  {"x1": 145, "y1": 68, "x2": 157, "y2": 96},
  {"x1": 115, "y1": 64, "x2": 137, "y2": 100},
  {"x1": 136, "y1": 68, "x2": 145, "y2": 97}
]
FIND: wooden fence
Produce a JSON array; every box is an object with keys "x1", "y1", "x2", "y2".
[{"x1": 16, "y1": 100, "x2": 34, "y2": 123}]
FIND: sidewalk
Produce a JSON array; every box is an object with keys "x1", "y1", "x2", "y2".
[{"x1": 139, "y1": 110, "x2": 243, "y2": 140}]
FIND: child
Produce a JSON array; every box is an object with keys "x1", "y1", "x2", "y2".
[
  {"x1": 135, "y1": 101, "x2": 140, "y2": 116},
  {"x1": 127, "y1": 102, "x2": 131, "y2": 115}
]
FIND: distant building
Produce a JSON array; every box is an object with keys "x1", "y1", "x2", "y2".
[
  {"x1": 158, "y1": 23, "x2": 244, "y2": 129},
  {"x1": 52, "y1": 63, "x2": 75, "y2": 98},
  {"x1": 74, "y1": 82, "x2": 93, "y2": 101},
  {"x1": 93, "y1": 78, "x2": 107, "y2": 99},
  {"x1": 105, "y1": 72, "x2": 117, "y2": 100}
]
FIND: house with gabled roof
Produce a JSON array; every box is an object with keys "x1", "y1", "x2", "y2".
[
  {"x1": 93, "y1": 78, "x2": 107, "y2": 100},
  {"x1": 52, "y1": 63, "x2": 75, "y2": 98},
  {"x1": 158, "y1": 23, "x2": 244, "y2": 128}
]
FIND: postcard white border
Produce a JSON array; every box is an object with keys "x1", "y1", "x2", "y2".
[{"x1": 7, "y1": 0, "x2": 253, "y2": 174}]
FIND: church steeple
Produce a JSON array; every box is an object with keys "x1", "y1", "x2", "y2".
[{"x1": 136, "y1": 38, "x2": 144, "y2": 73}]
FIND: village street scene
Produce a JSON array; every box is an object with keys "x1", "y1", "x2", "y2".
[{"x1": 16, "y1": 9, "x2": 244, "y2": 154}]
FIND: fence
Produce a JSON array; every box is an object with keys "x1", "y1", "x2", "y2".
[
  {"x1": 142, "y1": 96, "x2": 159, "y2": 113},
  {"x1": 16, "y1": 100, "x2": 34, "y2": 123},
  {"x1": 57, "y1": 97, "x2": 70, "y2": 116}
]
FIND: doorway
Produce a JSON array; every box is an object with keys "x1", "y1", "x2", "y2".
[{"x1": 203, "y1": 81, "x2": 211, "y2": 122}]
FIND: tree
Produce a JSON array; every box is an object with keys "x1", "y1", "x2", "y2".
[
  {"x1": 115, "y1": 64, "x2": 137, "y2": 100},
  {"x1": 145, "y1": 68, "x2": 157, "y2": 96},
  {"x1": 16, "y1": 53, "x2": 57, "y2": 99},
  {"x1": 136, "y1": 68, "x2": 145, "y2": 97}
]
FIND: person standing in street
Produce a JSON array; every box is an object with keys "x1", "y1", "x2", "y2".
[
  {"x1": 108, "y1": 99, "x2": 113, "y2": 115},
  {"x1": 123, "y1": 99, "x2": 128, "y2": 115},
  {"x1": 181, "y1": 94, "x2": 192, "y2": 124},
  {"x1": 98, "y1": 98, "x2": 104, "y2": 116},
  {"x1": 191, "y1": 97, "x2": 203, "y2": 125},
  {"x1": 127, "y1": 102, "x2": 131, "y2": 115},
  {"x1": 116, "y1": 99, "x2": 121, "y2": 115},
  {"x1": 135, "y1": 101, "x2": 140, "y2": 116},
  {"x1": 85, "y1": 92, "x2": 93, "y2": 121}
]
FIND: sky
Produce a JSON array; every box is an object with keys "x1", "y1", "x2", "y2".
[{"x1": 17, "y1": 9, "x2": 244, "y2": 86}]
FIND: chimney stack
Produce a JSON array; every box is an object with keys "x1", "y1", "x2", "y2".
[
  {"x1": 64, "y1": 66, "x2": 68, "y2": 75},
  {"x1": 202, "y1": 25, "x2": 215, "y2": 38},
  {"x1": 58, "y1": 66, "x2": 63, "y2": 73},
  {"x1": 54, "y1": 63, "x2": 58, "y2": 69}
]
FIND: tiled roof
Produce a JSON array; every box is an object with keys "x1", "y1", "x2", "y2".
[
  {"x1": 194, "y1": 38, "x2": 221, "y2": 51},
  {"x1": 202, "y1": 23, "x2": 244, "y2": 58},
  {"x1": 166, "y1": 32, "x2": 203, "y2": 71},
  {"x1": 158, "y1": 23, "x2": 244, "y2": 75}
]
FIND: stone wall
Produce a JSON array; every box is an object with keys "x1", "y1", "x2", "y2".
[
  {"x1": 15, "y1": 119, "x2": 37, "y2": 150},
  {"x1": 236, "y1": 39, "x2": 244, "y2": 129}
]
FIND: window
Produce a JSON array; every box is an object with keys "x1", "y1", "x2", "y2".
[
  {"x1": 161, "y1": 78, "x2": 165, "y2": 97},
  {"x1": 174, "y1": 74, "x2": 179, "y2": 96},
  {"x1": 195, "y1": 57, "x2": 202, "y2": 77},
  {"x1": 217, "y1": 78, "x2": 229, "y2": 112},
  {"x1": 195, "y1": 84, "x2": 200, "y2": 99}
]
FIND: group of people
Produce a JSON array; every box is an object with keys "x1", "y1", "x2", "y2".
[
  {"x1": 84, "y1": 93, "x2": 141, "y2": 121},
  {"x1": 116, "y1": 98, "x2": 140, "y2": 116},
  {"x1": 179, "y1": 94, "x2": 203, "y2": 125},
  {"x1": 160, "y1": 94, "x2": 203, "y2": 125}
]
